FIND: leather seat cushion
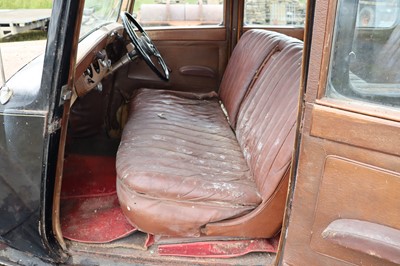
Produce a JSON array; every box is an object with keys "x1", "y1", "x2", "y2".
[{"x1": 117, "y1": 88, "x2": 262, "y2": 236}]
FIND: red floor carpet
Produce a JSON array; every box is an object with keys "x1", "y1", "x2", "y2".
[
  {"x1": 60, "y1": 154, "x2": 136, "y2": 243},
  {"x1": 60, "y1": 154, "x2": 279, "y2": 257},
  {"x1": 61, "y1": 155, "x2": 117, "y2": 198}
]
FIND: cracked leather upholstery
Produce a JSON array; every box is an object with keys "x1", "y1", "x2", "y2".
[
  {"x1": 219, "y1": 30, "x2": 282, "y2": 128},
  {"x1": 236, "y1": 39, "x2": 303, "y2": 201},
  {"x1": 117, "y1": 89, "x2": 261, "y2": 236},
  {"x1": 117, "y1": 30, "x2": 303, "y2": 237}
]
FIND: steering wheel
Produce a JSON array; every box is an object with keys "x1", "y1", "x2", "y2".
[{"x1": 121, "y1": 12, "x2": 170, "y2": 81}]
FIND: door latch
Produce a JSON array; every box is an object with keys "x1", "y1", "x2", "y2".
[{"x1": 60, "y1": 84, "x2": 72, "y2": 106}]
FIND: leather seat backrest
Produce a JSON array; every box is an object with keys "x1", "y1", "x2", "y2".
[
  {"x1": 235, "y1": 37, "x2": 303, "y2": 201},
  {"x1": 219, "y1": 30, "x2": 282, "y2": 128}
]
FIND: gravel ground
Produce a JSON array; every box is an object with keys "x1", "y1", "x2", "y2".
[{"x1": 0, "y1": 40, "x2": 47, "y2": 81}]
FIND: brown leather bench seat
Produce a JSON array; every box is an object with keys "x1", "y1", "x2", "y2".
[{"x1": 117, "y1": 30, "x2": 303, "y2": 238}]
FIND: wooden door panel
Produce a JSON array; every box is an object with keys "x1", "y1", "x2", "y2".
[
  {"x1": 282, "y1": 133, "x2": 400, "y2": 265},
  {"x1": 310, "y1": 156, "x2": 400, "y2": 265},
  {"x1": 311, "y1": 104, "x2": 400, "y2": 157},
  {"x1": 126, "y1": 41, "x2": 227, "y2": 92},
  {"x1": 280, "y1": 0, "x2": 400, "y2": 264},
  {"x1": 124, "y1": 28, "x2": 228, "y2": 93}
]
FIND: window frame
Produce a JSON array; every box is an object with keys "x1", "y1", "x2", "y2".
[{"x1": 316, "y1": 0, "x2": 400, "y2": 123}]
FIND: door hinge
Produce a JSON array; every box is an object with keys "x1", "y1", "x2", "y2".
[
  {"x1": 60, "y1": 85, "x2": 72, "y2": 106},
  {"x1": 48, "y1": 119, "x2": 62, "y2": 134}
]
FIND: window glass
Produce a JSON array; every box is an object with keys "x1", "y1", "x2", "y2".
[
  {"x1": 80, "y1": 0, "x2": 122, "y2": 38},
  {"x1": 0, "y1": 0, "x2": 122, "y2": 82},
  {"x1": 356, "y1": 0, "x2": 398, "y2": 28},
  {"x1": 244, "y1": 0, "x2": 306, "y2": 26},
  {"x1": 133, "y1": 0, "x2": 224, "y2": 27},
  {"x1": 327, "y1": 0, "x2": 400, "y2": 108}
]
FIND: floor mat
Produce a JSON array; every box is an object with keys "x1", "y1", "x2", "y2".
[
  {"x1": 61, "y1": 154, "x2": 116, "y2": 198},
  {"x1": 61, "y1": 154, "x2": 136, "y2": 243},
  {"x1": 60, "y1": 194, "x2": 136, "y2": 243},
  {"x1": 157, "y1": 238, "x2": 278, "y2": 258}
]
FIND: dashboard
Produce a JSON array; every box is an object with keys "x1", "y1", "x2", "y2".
[{"x1": 74, "y1": 23, "x2": 126, "y2": 97}]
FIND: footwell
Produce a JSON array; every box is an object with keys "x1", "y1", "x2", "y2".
[
  {"x1": 60, "y1": 154, "x2": 278, "y2": 257},
  {"x1": 60, "y1": 154, "x2": 136, "y2": 243}
]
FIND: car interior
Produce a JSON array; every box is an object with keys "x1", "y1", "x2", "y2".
[
  {"x1": 54, "y1": 2, "x2": 304, "y2": 261},
  {"x1": 1, "y1": 0, "x2": 400, "y2": 264},
  {"x1": 51, "y1": 0, "x2": 398, "y2": 264}
]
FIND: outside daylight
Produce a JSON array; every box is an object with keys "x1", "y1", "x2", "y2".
[
  {"x1": 0, "y1": 0, "x2": 306, "y2": 82},
  {"x1": 0, "y1": 0, "x2": 52, "y2": 81}
]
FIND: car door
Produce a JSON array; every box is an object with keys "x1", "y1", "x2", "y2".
[
  {"x1": 0, "y1": 1, "x2": 83, "y2": 262},
  {"x1": 279, "y1": 0, "x2": 400, "y2": 265}
]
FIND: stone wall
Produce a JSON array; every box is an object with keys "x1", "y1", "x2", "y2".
[
  {"x1": 156, "y1": 0, "x2": 223, "y2": 4},
  {"x1": 245, "y1": 0, "x2": 305, "y2": 26}
]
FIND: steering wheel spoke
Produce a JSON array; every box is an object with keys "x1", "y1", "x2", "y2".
[{"x1": 121, "y1": 12, "x2": 170, "y2": 81}]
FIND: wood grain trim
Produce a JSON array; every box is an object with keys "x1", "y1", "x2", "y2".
[
  {"x1": 311, "y1": 104, "x2": 400, "y2": 156},
  {"x1": 317, "y1": 97, "x2": 400, "y2": 123},
  {"x1": 53, "y1": 0, "x2": 86, "y2": 251},
  {"x1": 316, "y1": 0, "x2": 338, "y2": 99},
  {"x1": 276, "y1": 0, "x2": 316, "y2": 262},
  {"x1": 310, "y1": 156, "x2": 400, "y2": 265},
  {"x1": 145, "y1": 27, "x2": 226, "y2": 41},
  {"x1": 75, "y1": 23, "x2": 123, "y2": 76}
]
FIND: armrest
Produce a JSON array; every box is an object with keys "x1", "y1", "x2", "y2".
[
  {"x1": 179, "y1": 65, "x2": 216, "y2": 78},
  {"x1": 322, "y1": 219, "x2": 400, "y2": 264}
]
